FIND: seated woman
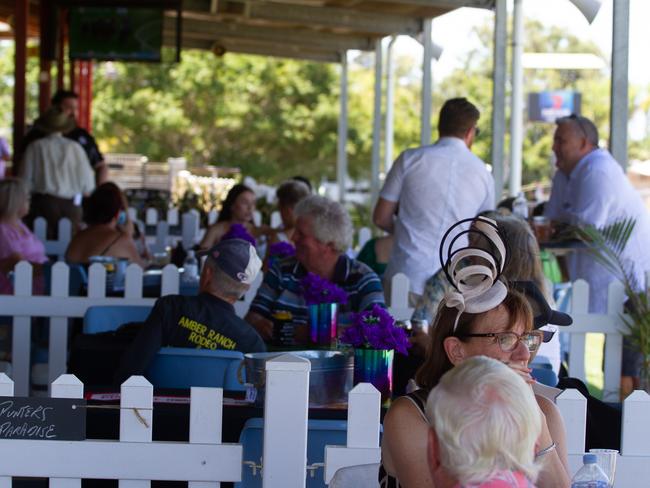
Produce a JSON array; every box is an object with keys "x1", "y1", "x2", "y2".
[
  {"x1": 0, "y1": 178, "x2": 48, "y2": 294},
  {"x1": 380, "y1": 217, "x2": 570, "y2": 488},
  {"x1": 199, "y1": 184, "x2": 263, "y2": 250},
  {"x1": 65, "y1": 182, "x2": 145, "y2": 267}
]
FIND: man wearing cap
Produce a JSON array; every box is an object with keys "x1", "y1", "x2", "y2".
[
  {"x1": 246, "y1": 195, "x2": 385, "y2": 345},
  {"x1": 21, "y1": 107, "x2": 95, "y2": 238},
  {"x1": 15, "y1": 90, "x2": 107, "y2": 184},
  {"x1": 546, "y1": 114, "x2": 650, "y2": 393},
  {"x1": 115, "y1": 239, "x2": 266, "y2": 384}
]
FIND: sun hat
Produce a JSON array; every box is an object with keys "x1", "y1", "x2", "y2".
[{"x1": 34, "y1": 107, "x2": 75, "y2": 134}]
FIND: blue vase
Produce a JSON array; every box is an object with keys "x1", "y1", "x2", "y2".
[
  {"x1": 353, "y1": 348, "x2": 394, "y2": 402},
  {"x1": 308, "y1": 303, "x2": 338, "y2": 347}
]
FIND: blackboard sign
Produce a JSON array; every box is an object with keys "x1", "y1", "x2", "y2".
[{"x1": 0, "y1": 397, "x2": 86, "y2": 441}]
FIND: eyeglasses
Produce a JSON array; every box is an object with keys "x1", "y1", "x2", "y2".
[
  {"x1": 457, "y1": 331, "x2": 543, "y2": 353},
  {"x1": 474, "y1": 126, "x2": 481, "y2": 137}
]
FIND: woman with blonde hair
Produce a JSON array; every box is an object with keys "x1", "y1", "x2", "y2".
[{"x1": 0, "y1": 178, "x2": 48, "y2": 294}]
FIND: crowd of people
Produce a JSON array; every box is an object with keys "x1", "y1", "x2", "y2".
[{"x1": 3, "y1": 91, "x2": 648, "y2": 487}]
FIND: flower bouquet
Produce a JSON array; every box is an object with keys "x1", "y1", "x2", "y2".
[
  {"x1": 300, "y1": 272, "x2": 348, "y2": 347},
  {"x1": 267, "y1": 241, "x2": 295, "y2": 269},
  {"x1": 340, "y1": 305, "x2": 411, "y2": 401}
]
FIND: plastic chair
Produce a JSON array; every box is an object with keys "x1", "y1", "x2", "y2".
[
  {"x1": 145, "y1": 347, "x2": 245, "y2": 390},
  {"x1": 531, "y1": 367, "x2": 558, "y2": 387},
  {"x1": 329, "y1": 463, "x2": 380, "y2": 488},
  {"x1": 82, "y1": 305, "x2": 152, "y2": 334},
  {"x1": 43, "y1": 262, "x2": 88, "y2": 296},
  {"x1": 237, "y1": 418, "x2": 348, "y2": 488}
]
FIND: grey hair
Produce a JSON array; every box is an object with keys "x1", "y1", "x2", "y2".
[
  {"x1": 294, "y1": 195, "x2": 353, "y2": 252},
  {"x1": 425, "y1": 356, "x2": 542, "y2": 485},
  {"x1": 556, "y1": 115, "x2": 599, "y2": 147},
  {"x1": 204, "y1": 259, "x2": 250, "y2": 300},
  {"x1": 0, "y1": 178, "x2": 29, "y2": 221}
]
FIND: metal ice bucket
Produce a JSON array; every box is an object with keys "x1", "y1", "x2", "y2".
[{"x1": 241, "y1": 350, "x2": 353, "y2": 406}]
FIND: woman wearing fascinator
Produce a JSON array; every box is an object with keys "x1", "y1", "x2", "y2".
[{"x1": 379, "y1": 217, "x2": 571, "y2": 488}]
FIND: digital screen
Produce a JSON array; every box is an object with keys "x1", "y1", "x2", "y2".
[
  {"x1": 69, "y1": 7, "x2": 163, "y2": 62},
  {"x1": 528, "y1": 91, "x2": 582, "y2": 123}
]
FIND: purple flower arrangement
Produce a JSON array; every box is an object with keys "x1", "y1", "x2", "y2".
[
  {"x1": 223, "y1": 223, "x2": 257, "y2": 247},
  {"x1": 341, "y1": 305, "x2": 411, "y2": 355},
  {"x1": 300, "y1": 272, "x2": 348, "y2": 305},
  {"x1": 268, "y1": 241, "x2": 296, "y2": 258}
]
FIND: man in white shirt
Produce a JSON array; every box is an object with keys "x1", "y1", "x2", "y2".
[
  {"x1": 22, "y1": 107, "x2": 95, "y2": 238},
  {"x1": 373, "y1": 97, "x2": 495, "y2": 303},
  {"x1": 545, "y1": 114, "x2": 650, "y2": 393}
]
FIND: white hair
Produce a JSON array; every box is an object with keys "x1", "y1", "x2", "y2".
[
  {"x1": 293, "y1": 195, "x2": 352, "y2": 252},
  {"x1": 425, "y1": 356, "x2": 542, "y2": 485}
]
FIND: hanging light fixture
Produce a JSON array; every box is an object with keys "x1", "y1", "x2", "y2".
[{"x1": 569, "y1": 0, "x2": 602, "y2": 24}]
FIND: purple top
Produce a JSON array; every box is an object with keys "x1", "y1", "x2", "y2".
[{"x1": 0, "y1": 221, "x2": 48, "y2": 294}]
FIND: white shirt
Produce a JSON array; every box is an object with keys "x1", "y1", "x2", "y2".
[
  {"x1": 23, "y1": 133, "x2": 95, "y2": 199},
  {"x1": 545, "y1": 148, "x2": 650, "y2": 312},
  {"x1": 380, "y1": 137, "x2": 495, "y2": 295}
]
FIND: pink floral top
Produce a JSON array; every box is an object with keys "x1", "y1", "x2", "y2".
[
  {"x1": 455, "y1": 471, "x2": 536, "y2": 488},
  {"x1": 0, "y1": 221, "x2": 48, "y2": 294}
]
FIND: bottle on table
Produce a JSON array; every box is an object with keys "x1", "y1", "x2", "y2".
[
  {"x1": 571, "y1": 453, "x2": 609, "y2": 488},
  {"x1": 181, "y1": 250, "x2": 199, "y2": 284},
  {"x1": 512, "y1": 192, "x2": 529, "y2": 219}
]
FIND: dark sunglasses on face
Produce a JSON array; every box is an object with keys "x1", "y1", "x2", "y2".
[{"x1": 456, "y1": 330, "x2": 544, "y2": 353}]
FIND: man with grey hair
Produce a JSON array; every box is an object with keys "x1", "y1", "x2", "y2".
[
  {"x1": 426, "y1": 356, "x2": 542, "y2": 488},
  {"x1": 246, "y1": 195, "x2": 384, "y2": 345},
  {"x1": 545, "y1": 114, "x2": 650, "y2": 393},
  {"x1": 115, "y1": 239, "x2": 265, "y2": 383}
]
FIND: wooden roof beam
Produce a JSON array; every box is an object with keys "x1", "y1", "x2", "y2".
[
  {"x1": 165, "y1": 35, "x2": 341, "y2": 63},
  {"x1": 166, "y1": 16, "x2": 375, "y2": 50},
  {"x1": 182, "y1": 0, "x2": 422, "y2": 35}
]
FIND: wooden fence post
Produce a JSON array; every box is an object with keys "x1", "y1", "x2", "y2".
[
  {"x1": 603, "y1": 281, "x2": 625, "y2": 402},
  {"x1": 263, "y1": 354, "x2": 310, "y2": 488},
  {"x1": 161, "y1": 264, "x2": 180, "y2": 296},
  {"x1": 0, "y1": 374, "x2": 12, "y2": 488},
  {"x1": 569, "y1": 279, "x2": 589, "y2": 381},
  {"x1": 48, "y1": 262, "x2": 71, "y2": 389},
  {"x1": 124, "y1": 264, "x2": 144, "y2": 299},
  {"x1": 120, "y1": 376, "x2": 153, "y2": 488},
  {"x1": 182, "y1": 210, "x2": 200, "y2": 251},
  {"x1": 12, "y1": 261, "x2": 33, "y2": 396},
  {"x1": 51, "y1": 374, "x2": 84, "y2": 488},
  {"x1": 324, "y1": 383, "x2": 381, "y2": 483},
  {"x1": 388, "y1": 273, "x2": 413, "y2": 320}
]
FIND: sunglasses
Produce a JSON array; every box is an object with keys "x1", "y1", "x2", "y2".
[
  {"x1": 457, "y1": 330, "x2": 544, "y2": 353},
  {"x1": 474, "y1": 126, "x2": 481, "y2": 137}
]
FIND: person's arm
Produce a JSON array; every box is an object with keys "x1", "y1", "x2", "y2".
[
  {"x1": 245, "y1": 311, "x2": 274, "y2": 342},
  {"x1": 114, "y1": 299, "x2": 167, "y2": 385},
  {"x1": 245, "y1": 263, "x2": 284, "y2": 341},
  {"x1": 535, "y1": 394, "x2": 571, "y2": 488},
  {"x1": 381, "y1": 397, "x2": 435, "y2": 488},
  {"x1": 199, "y1": 222, "x2": 227, "y2": 250},
  {"x1": 94, "y1": 162, "x2": 108, "y2": 185},
  {"x1": 373, "y1": 198, "x2": 398, "y2": 234}
]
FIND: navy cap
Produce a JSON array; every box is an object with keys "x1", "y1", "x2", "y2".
[
  {"x1": 511, "y1": 280, "x2": 573, "y2": 329},
  {"x1": 197, "y1": 239, "x2": 262, "y2": 284}
]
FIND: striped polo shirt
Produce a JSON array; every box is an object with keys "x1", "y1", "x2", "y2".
[{"x1": 249, "y1": 255, "x2": 385, "y2": 325}]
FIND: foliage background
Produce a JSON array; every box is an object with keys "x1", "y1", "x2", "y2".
[{"x1": 0, "y1": 17, "x2": 647, "y2": 188}]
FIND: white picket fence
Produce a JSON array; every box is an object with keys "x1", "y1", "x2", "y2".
[
  {"x1": 0, "y1": 262, "x2": 262, "y2": 396},
  {"x1": 0, "y1": 354, "x2": 381, "y2": 487},
  {"x1": 36, "y1": 214, "x2": 373, "y2": 257}
]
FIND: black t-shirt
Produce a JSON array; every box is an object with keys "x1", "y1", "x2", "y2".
[
  {"x1": 115, "y1": 293, "x2": 266, "y2": 383},
  {"x1": 65, "y1": 127, "x2": 104, "y2": 169}
]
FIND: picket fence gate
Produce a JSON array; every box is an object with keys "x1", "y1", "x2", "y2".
[{"x1": 0, "y1": 354, "x2": 381, "y2": 487}]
